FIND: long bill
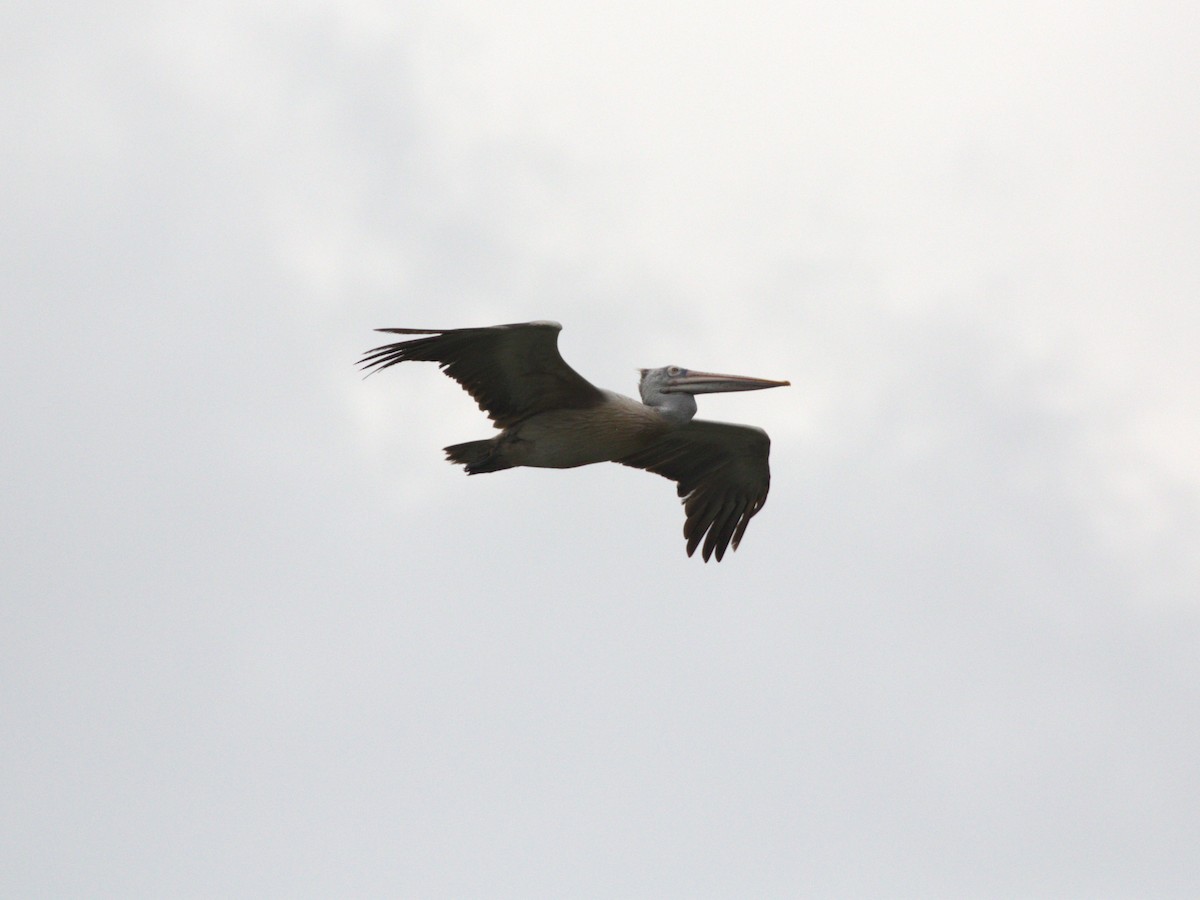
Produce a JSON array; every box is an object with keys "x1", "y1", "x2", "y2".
[{"x1": 665, "y1": 370, "x2": 791, "y2": 395}]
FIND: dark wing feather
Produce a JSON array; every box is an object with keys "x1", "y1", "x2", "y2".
[
  {"x1": 617, "y1": 420, "x2": 773, "y2": 562},
  {"x1": 358, "y1": 321, "x2": 606, "y2": 427}
]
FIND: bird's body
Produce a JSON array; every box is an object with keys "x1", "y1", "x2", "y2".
[
  {"x1": 447, "y1": 390, "x2": 669, "y2": 471},
  {"x1": 359, "y1": 320, "x2": 789, "y2": 561}
]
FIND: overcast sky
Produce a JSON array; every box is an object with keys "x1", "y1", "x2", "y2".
[{"x1": 4, "y1": 2, "x2": 1199, "y2": 897}]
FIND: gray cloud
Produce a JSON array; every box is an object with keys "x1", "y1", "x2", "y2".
[{"x1": 3, "y1": 2, "x2": 1198, "y2": 897}]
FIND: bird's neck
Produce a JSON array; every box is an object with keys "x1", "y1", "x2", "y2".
[{"x1": 641, "y1": 391, "x2": 697, "y2": 424}]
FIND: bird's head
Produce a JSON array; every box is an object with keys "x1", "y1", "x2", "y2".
[{"x1": 638, "y1": 365, "x2": 790, "y2": 422}]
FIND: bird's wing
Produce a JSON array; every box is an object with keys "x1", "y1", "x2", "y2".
[
  {"x1": 616, "y1": 419, "x2": 773, "y2": 562},
  {"x1": 358, "y1": 321, "x2": 606, "y2": 427}
]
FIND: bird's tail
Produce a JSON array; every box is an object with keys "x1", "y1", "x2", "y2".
[{"x1": 443, "y1": 439, "x2": 513, "y2": 475}]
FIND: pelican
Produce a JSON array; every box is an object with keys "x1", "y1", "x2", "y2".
[{"x1": 359, "y1": 321, "x2": 789, "y2": 561}]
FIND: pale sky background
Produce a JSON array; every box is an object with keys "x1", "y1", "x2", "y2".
[{"x1": 4, "y1": 1, "x2": 1200, "y2": 897}]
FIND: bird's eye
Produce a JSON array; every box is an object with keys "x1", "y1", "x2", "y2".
[{"x1": 667, "y1": 366, "x2": 683, "y2": 377}]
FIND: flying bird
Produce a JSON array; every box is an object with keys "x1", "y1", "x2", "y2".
[{"x1": 359, "y1": 321, "x2": 789, "y2": 561}]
